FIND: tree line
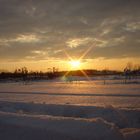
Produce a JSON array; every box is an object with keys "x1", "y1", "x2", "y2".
[{"x1": 0, "y1": 63, "x2": 140, "y2": 82}]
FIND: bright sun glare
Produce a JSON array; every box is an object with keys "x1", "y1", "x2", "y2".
[{"x1": 69, "y1": 60, "x2": 81, "y2": 69}]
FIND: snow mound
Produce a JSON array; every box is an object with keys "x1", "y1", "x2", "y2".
[
  {"x1": 0, "y1": 111, "x2": 123, "y2": 140},
  {"x1": 0, "y1": 101, "x2": 139, "y2": 128},
  {"x1": 122, "y1": 128, "x2": 140, "y2": 140}
]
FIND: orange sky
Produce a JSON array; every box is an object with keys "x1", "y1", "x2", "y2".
[{"x1": 0, "y1": 57, "x2": 139, "y2": 72}]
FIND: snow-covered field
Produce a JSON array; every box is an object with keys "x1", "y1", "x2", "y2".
[{"x1": 0, "y1": 77, "x2": 140, "y2": 140}]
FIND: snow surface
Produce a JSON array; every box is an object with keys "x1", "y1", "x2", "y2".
[{"x1": 0, "y1": 78, "x2": 140, "y2": 140}]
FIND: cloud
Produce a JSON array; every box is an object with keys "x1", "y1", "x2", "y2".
[
  {"x1": 15, "y1": 34, "x2": 40, "y2": 43},
  {"x1": 66, "y1": 38, "x2": 92, "y2": 48},
  {"x1": 0, "y1": 0, "x2": 139, "y2": 62},
  {"x1": 124, "y1": 21, "x2": 140, "y2": 32},
  {"x1": 0, "y1": 34, "x2": 40, "y2": 45},
  {"x1": 31, "y1": 50, "x2": 46, "y2": 55}
]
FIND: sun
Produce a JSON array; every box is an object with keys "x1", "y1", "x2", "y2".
[{"x1": 69, "y1": 60, "x2": 81, "y2": 69}]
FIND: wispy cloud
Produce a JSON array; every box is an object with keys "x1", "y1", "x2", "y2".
[
  {"x1": 124, "y1": 21, "x2": 140, "y2": 32},
  {"x1": 0, "y1": 34, "x2": 40, "y2": 45},
  {"x1": 15, "y1": 34, "x2": 40, "y2": 43},
  {"x1": 66, "y1": 38, "x2": 91, "y2": 48}
]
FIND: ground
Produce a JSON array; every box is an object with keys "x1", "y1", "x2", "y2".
[{"x1": 0, "y1": 76, "x2": 140, "y2": 140}]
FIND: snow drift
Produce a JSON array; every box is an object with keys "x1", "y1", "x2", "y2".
[{"x1": 0, "y1": 111, "x2": 123, "y2": 140}]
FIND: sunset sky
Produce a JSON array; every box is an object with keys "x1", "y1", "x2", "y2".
[{"x1": 0, "y1": 0, "x2": 140, "y2": 71}]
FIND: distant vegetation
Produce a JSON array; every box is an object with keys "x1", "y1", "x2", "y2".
[{"x1": 0, "y1": 63, "x2": 140, "y2": 83}]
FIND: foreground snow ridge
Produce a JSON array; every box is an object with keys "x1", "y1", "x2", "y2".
[
  {"x1": 0, "y1": 111, "x2": 124, "y2": 140},
  {"x1": 0, "y1": 101, "x2": 139, "y2": 140}
]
